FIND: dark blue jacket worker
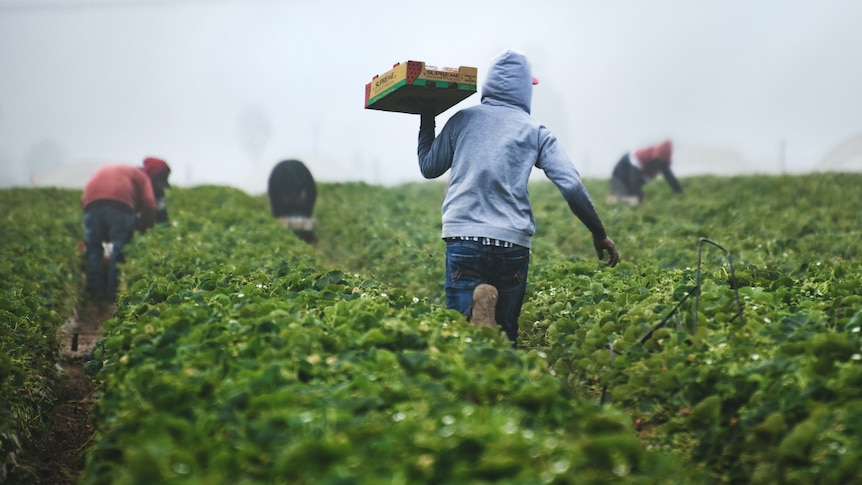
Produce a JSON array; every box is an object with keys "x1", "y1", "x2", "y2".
[
  {"x1": 268, "y1": 159, "x2": 317, "y2": 243},
  {"x1": 608, "y1": 140, "x2": 682, "y2": 207}
]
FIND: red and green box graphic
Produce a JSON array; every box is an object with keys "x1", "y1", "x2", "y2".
[{"x1": 364, "y1": 60, "x2": 478, "y2": 115}]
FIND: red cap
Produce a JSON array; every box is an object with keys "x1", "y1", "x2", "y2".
[
  {"x1": 655, "y1": 140, "x2": 672, "y2": 162},
  {"x1": 635, "y1": 140, "x2": 673, "y2": 164},
  {"x1": 532, "y1": 76, "x2": 539, "y2": 85},
  {"x1": 634, "y1": 146, "x2": 654, "y2": 165},
  {"x1": 141, "y1": 157, "x2": 171, "y2": 186}
]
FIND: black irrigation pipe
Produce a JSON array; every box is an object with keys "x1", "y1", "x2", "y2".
[
  {"x1": 598, "y1": 237, "x2": 745, "y2": 405},
  {"x1": 638, "y1": 286, "x2": 698, "y2": 345}
]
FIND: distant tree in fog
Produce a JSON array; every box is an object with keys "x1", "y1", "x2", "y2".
[
  {"x1": 25, "y1": 139, "x2": 65, "y2": 185},
  {"x1": 237, "y1": 105, "x2": 271, "y2": 166}
]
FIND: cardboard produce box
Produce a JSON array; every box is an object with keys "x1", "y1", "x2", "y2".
[{"x1": 364, "y1": 60, "x2": 478, "y2": 116}]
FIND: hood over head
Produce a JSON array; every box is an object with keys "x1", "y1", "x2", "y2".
[
  {"x1": 141, "y1": 157, "x2": 171, "y2": 187},
  {"x1": 481, "y1": 50, "x2": 535, "y2": 114},
  {"x1": 635, "y1": 140, "x2": 673, "y2": 164},
  {"x1": 655, "y1": 140, "x2": 672, "y2": 162}
]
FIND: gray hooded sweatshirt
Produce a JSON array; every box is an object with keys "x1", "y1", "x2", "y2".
[{"x1": 418, "y1": 50, "x2": 606, "y2": 248}]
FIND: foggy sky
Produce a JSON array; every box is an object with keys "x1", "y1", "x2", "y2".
[{"x1": 2, "y1": 0, "x2": 861, "y2": 193}]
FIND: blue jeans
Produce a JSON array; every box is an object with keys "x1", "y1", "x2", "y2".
[
  {"x1": 83, "y1": 205, "x2": 136, "y2": 300},
  {"x1": 445, "y1": 240, "x2": 530, "y2": 345}
]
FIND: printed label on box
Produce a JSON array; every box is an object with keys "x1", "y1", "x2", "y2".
[{"x1": 365, "y1": 60, "x2": 478, "y2": 116}]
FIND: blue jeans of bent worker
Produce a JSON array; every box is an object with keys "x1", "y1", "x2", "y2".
[
  {"x1": 445, "y1": 239, "x2": 530, "y2": 345},
  {"x1": 83, "y1": 205, "x2": 136, "y2": 301}
]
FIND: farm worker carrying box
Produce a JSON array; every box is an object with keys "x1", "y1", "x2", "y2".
[{"x1": 366, "y1": 50, "x2": 619, "y2": 347}]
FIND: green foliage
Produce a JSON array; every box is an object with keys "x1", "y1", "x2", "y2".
[
  {"x1": 74, "y1": 185, "x2": 682, "y2": 484},
  {"x1": 3, "y1": 173, "x2": 861, "y2": 484},
  {"x1": 0, "y1": 188, "x2": 83, "y2": 466},
  {"x1": 313, "y1": 181, "x2": 447, "y2": 304},
  {"x1": 520, "y1": 173, "x2": 862, "y2": 483}
]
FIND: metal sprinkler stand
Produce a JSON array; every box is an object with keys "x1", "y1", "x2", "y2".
[
  {"x1": 640, "y1": 237, "x2": 745, "y2": 345},
  {"x1": 693, "y1": 237, "x2": 745, "y2": 332},
  {"x1": 599, "y1": 237, "x2": 745, "y2": 405}
]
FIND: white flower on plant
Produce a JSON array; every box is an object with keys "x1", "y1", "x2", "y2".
[
  {"x1": 439, "y1": 427, "x2": 455, "y2": 438},
  {"x1": 551, "y1": 459, "x2": 571, "y2": 474},
  {"x1": 543, "y1": 437, "x2": 559, "y2": 450},
  {"x1": 614, "y1": 462, "x2": 630, "y2": 477}
]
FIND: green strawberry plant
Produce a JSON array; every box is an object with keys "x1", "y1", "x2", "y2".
[
  {"x1": 0, "y1": 188, "x2": 84, "y2": 472},
  {"x1": 2, "y1": 173, "x2": 860, "y2": 484}
]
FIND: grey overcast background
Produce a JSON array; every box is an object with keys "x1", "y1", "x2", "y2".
[{"x1": 2, "y1": 0, "x2": 861, "y2": 193}]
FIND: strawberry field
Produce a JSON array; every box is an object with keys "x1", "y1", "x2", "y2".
[{"x1": 2, "y1": 173, "x2": 861, "y2": 484}]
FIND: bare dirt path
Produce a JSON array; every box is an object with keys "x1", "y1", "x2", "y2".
[{"x1": 9, "y1": 303, "x2": 112, "y2": 485}]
